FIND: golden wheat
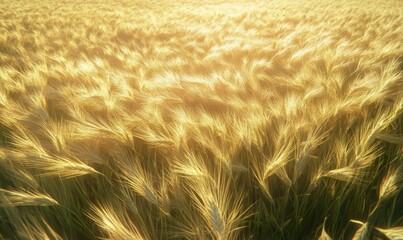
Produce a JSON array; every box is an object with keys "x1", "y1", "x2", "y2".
[{"x1": 0, "y1": 0, "x2": 402, "y2": 239}]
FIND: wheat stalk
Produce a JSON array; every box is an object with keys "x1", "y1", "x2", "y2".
[{"x1": 0, "y1": 188, "x2": 58, "y2": 207}]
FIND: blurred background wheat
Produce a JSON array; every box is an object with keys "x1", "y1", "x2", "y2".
[{"x1": 0, "y1": 0, "x2": 402, "y2": 239}]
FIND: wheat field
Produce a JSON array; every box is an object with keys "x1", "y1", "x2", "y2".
[{"x1": 0, "y1": 0, "x2": 402, "y2": 239}]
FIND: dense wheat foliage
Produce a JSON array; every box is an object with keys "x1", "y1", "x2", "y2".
[{"x1": 1, "y1": 0, "x2": 402, "y2": 239}]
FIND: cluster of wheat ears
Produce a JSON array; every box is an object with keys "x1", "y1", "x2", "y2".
[{"x1": 0, "y1": 0, "x2": 402, "y2": 239}]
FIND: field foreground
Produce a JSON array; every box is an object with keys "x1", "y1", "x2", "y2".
[{"x1": 0, "y1": 0, "x2": 402, "y2": 239}]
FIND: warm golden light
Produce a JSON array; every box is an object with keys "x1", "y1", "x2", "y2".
[{"x1": 0, "y1": 0, "x2": 402, "y2": 239}]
